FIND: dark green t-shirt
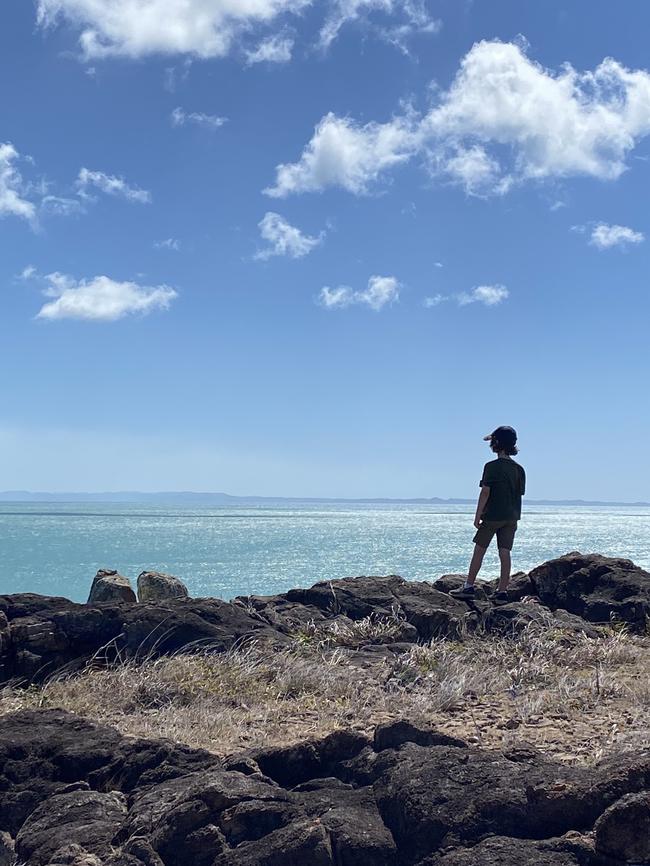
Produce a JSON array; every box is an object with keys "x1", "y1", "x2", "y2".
[{"x1": 480, "y1": 458, "x2": 526, "y2": 521}]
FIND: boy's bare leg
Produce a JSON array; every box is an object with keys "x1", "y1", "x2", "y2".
[
  {"x1": 497, "y1": 548, "x2": 511, "y2": 591},
  {"x1": 466, "y1": 544, "x2": 487, "y2": 586}
]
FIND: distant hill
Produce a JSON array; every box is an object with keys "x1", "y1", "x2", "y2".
[{"x1": 0, "y1": 491, "x2": 648, "y2": 507}]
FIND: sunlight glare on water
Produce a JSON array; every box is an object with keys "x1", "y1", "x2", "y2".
[{"x1": 0, "y1": 503, "x2": 649, "y2": 602}]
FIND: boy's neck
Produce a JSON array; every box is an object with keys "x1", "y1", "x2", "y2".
[{"x1": 496, "y1": 451, "x2": 511, "y2": 459}]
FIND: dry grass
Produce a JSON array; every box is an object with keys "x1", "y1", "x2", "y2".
[
  {"x1": 1, "y1": 623, "x2": 649, "y2": 764},
  {"x1": 293, "y1": 610, "x2": 409, "y2": 650}
]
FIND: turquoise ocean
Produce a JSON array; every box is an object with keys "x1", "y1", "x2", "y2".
[{"x1": 1, "y1": 502, "x2": 649, "y2": 603}]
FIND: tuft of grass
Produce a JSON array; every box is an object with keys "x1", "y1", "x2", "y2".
[
  {"x1": 293, "y1": 609, "x2": 407, "y2": 650},
  {"x1": 1, "y1": 623, "x2": 648, "y2": 764}
]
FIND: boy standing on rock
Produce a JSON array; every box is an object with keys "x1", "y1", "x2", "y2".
[{"x1": 452, "y1": 426, "x2": 526, "y2": 603}]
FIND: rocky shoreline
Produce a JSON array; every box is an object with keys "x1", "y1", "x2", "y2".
[
  {"x1": 1, "y1": 552, "x2": 649, "y2": 684},
  {"x1": 1, "y1": 551, "x2": 649, "y2": 865}
]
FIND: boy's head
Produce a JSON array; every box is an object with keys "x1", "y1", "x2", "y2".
[{"x1": 484, "y1": 425, "x2": 518, "y2": 455}]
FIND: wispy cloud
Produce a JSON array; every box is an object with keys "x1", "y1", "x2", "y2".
[
  {"x1": 19, "y1": 265, "x2": 37, "y2": 280},
  {"x1": 319, "y1": 275, "x2": 400, "y2": 311},
  {"x1": 457, "y1": 285, "x2": 509, "y2": 306},
  {"x1": 154, "y1": 237, "x2": 181, "y2": 251},
  {"x1": 423, "y1": 285, "x2": 509, "y2": 308},
  {"x1": 255, "y1": 212, "x2": 324, "y2": 260},
  {"x1": 319, "y1": 0, "x2": 440, "y2": 50},
  {"x1": 37, "y1": 273, "x2": 177, "y2": 322},
  {"x1": 76, "y1": 168, "x2": 151, "y2": 203},
  {"x1": 245, "y1": 32, "x2": 294, "y2": 64},
  {"x1": 0, "y1": 143, "x2": 36, "y2": 221},
  {"x1": 164, "y1": 60, "x2": 192, "y2": 92},
  {"x1": 423, "y1": 294, "x2": 447, "y2": 307},
  {"x1": 41, "y1": 194, "x2": 84, "y2": 216},
  {"x1": 171, "y1": 107, "x2": 228, "y2": 129},
  {"x1": 589, "y1": 222, "x2": 645, "y2": 249}
]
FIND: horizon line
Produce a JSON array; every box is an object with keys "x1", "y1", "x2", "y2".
[{"x1": 0, "y1": 490, "x2": 648, "y2": 507}]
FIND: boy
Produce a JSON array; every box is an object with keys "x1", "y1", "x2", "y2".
[{"x1": 452, "y1": 426, "x2": 526, "y2": 603}]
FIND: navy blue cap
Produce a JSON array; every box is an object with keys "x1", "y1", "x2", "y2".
[{"x1": 484, "y1": 426, "x2": 517, "y2": 447}]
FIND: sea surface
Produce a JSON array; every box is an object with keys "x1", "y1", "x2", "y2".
[{"x1": 1, "y1": 502, "x2": 649, "y2": 603}]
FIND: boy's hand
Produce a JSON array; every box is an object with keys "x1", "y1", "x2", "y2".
[{"x1": 474, "y1": 517, "x2": 482, "y2": 529}]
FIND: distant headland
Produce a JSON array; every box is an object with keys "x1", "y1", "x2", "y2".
[{"x1": 0, "y1": 491, "x2": 648, "y2": 507}]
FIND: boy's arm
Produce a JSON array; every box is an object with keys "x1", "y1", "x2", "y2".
[{"x1": 474, "y1": 486, "x2": 490, "y2": 529}]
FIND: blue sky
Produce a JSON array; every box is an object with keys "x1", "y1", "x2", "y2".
[{"x1": 2, "y1": 0, "x2": 650, "y2": 500}]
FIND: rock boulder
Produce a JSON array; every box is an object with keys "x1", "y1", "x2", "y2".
[
  {"x1": 15, "y1": 790, "x2": 127, "y2": 866},
  {"x1": 87, "y1": 570, "x2": 136, "y2": 604},
  {"x1": 594, "y1": 791, "x2": 650, "y2": 863},
  {"x1": 529, "y1": 553, "x2": 650, "y2": 630},
  {"x1": 137, "y1": 571, "x2": 190, "y2": 602}
]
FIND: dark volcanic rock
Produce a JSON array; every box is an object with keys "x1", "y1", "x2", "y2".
[
  {"x1": 251, "y1": 729, "x2": 371, "y2": 788},
  {"x1": 0, "y1": 710, "x2": 124, "y2": 835},
  {"x1": 485, "y1": 572, "x2": 536, "y2": 602},
  {"x1": 298, "y1": 781, "x2": 398, "y2": 866},
  {"x1": 483, "y1": 601, "x2": 600, "y2": 637},
  {"x1": 422, "y1": 835, "x2": 593, "y2": 866},
  {"x1": 432, "y1": 575, "x2": 490, "y2": 601},
  {"x1": 594, "y1": 791, "x2": 650, "y2": 863},
  {"x1": 2, "y1": 710, "x2": 650, "y2": 866},
  {"x1": 0, "y1": 595, "x2": 282, "y2": 683},
  {"x1": 529, "y1": 552, "x2": 650, "y2": 630},
  {"x1": 373, "y1": 720, "x2": 467, "y2": 752},
  {"x1": 15, "y1": 789, "x2": 127, "y2": 866},
  {"x1": 243, "y1": 575, "x2": 472, "y2": 642},
  {"x1": 373, "y1": 743, "x2": 596, "y2": 865},
  {"x1": 213, "y1": 818, "x2": 333, "y2": 866}
]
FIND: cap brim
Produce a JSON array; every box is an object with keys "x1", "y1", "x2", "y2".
[{"x1": 483, "y1": 434, "x2": 492, "y2": 441}]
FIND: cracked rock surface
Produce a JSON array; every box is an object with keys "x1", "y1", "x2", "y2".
[{"x1": 1, "y1": 710, "x2": 649, "y2": 866}]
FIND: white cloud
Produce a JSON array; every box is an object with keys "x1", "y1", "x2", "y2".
[
  {"x1": 589, "y1": 222, "x2": 645, "y2": 249},
  {"x1": 423, "y1": 294, "x2": 447, "y2": 307},
  {"x1": 256, "y1": 212, "x2": 323, "y2": 259},
  {"x1": 37, "y1": 273, "x2": 177, "y2": 321},
  {"x1": 20, "y1": 265, "x2": 38, "y2": 280},
  {"x1": 318, "y1": 274, "x2": 400, "y2": 311},
  {"x1": 171, "y1": 107, "x2": 228, "y2": 129},
  {"x1": 421, "y1": 40, "x2": 650, "y2": 190},
  {"x1": 269, "y1": 40, "x2": 650, "y2": 197},
  {"x1": 320, "y1": 286, "x2": 354, "y2": 308},
  {"x1": 0, "y1": 143, "x2": 36, "y2": 221},
  {"x1": 154, "y1": 237, "x2": 181, "y2": 251},
  {"x1": 457, "y1": 285, "x2": 509, "y2": 307},
  {"x1": 36, "y1": 0, "x2": 310, "y2": 59},
  {"x1": 265, "y1": 111, "x2": 416, "y2": 197},
  {"x1": 439, "y1": 145, "x2": 511, "y2": 196},
  {"x1": 76, "y1": 168, "x2": 151, "y2": 203},
  {"x1": 245, "y1": 32, "x2": 294, "y2": 64},
  {"x1": 41, "y1": 194, "x2": 84, "y2": 216},
  {"x1": 319, "y1": 0, "x2": 440, "y2": 50}
]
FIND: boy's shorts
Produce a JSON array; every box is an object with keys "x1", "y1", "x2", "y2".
[{"x1": 473, "y1": 520, "x2": 518, "y2": 551}]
